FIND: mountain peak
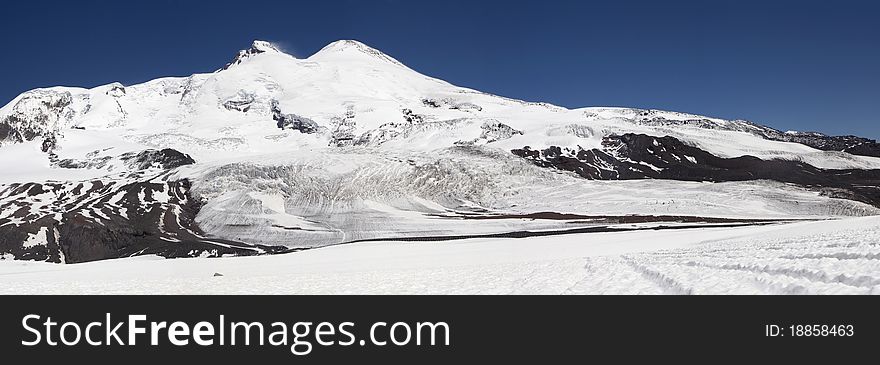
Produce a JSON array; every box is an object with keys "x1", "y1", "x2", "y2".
[
  {"x1": 310, "y1": 39, "x2": 405, "y2": 67},
  {"x1": 250, "y1": 40, "x2": 284, "y2": 54},
  {"x1": 320, "y1": 39, "x2": 372, "y2": 52},
  {"x1": 221, "y1": 40, "x2": 289, "y2": 71}
]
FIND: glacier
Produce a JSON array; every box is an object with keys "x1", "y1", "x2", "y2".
[{"x1": 1, "y1": 38, "x2": 879, "y2": 284}]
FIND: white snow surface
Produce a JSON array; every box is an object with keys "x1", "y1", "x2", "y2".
[
  {"x1": 3, "y1": 39, "x2": 879, "y2": 172},
  {"x1": 2, "y1": 39, "x2": 879, "y2": 256},
  {"x1": 1, "y1": 216, "x2": 878, "y2": 294}
]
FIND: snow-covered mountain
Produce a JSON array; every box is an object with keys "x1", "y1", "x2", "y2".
[{"x1": 2, "y1": 40, "x2": 880, "y2": 263}]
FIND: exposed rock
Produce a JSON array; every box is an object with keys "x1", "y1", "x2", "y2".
[
  {"x1": 353, "y1": 119, "x2": 468, "y2": 147},
  {"x1": 271, "y1": 100, "x2": 319, "y2": 134},
  {"x1": 451, "y1": 102, "x2": 482, "y2": 111},
  {"x1": 120, "y1": 148, "x2": 196, "y2": 170},
  {"x1": 421, "y1": 98, "x2": 482, "y2": 111},
  {"x1": 421, "y1": 98, "x2": 445, "y2": 108},
  {"x1": 106, "y1": 83, "x2": 126, "y2": 97},
  {"x1": 402, "y1": 108, "x2": 426, "y2": 123},
  {"x1": 0, "y1": 122, "x2": 14, "y2": 142},
  {"x1": 0, "y1": 90, "x2": 73, "y2": 147},
  {"x1": 512, "y1": 133, "x2": 880, "y2": 207},
  {"x1": 633, "y1": 113, "x2": 880, "y2": 158},
  {"x1": 0, "y1": 177, "x2": 287, "y2": 263},
  {"x1": 41, "y1": 135, "x2": 57, "y2": 153},
  {"x1": 352, "y1": 122, "x2": 405, "y2": 146},
  {"x1": 55, "y1": 156, "x2": 113, "y2": 170},
  {"x1": 222, "y1": 92, "x2": 256, "y2": 112},
  {"x1": 222, "y1": 40, "x2": 284, "y2": 71},
  {"x1": 479, "y1": 121, "x2": 523, "y2": 143},
  {"x1": 329, "y1": 107, "x2": 357, "y2": 146},
  {"x1": 768, "y1": 132, "x2": 880, "y2": 158}
]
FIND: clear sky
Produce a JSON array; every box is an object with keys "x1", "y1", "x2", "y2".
[{"x1": 2, "y1": 0, "x2": 878, "y2": 138}]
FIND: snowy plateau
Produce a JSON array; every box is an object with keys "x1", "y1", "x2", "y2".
[{"x1": 1, "y1": 40, "x2": 880, "y2": 294}]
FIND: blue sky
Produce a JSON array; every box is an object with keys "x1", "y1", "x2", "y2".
[{"x1": 2, "y1": 0, "x2": 878, "y2": 138}]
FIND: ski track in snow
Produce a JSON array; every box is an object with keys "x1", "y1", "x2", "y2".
[{"x1": 1, "y1": 216, "x2": 879, "y2": 294}]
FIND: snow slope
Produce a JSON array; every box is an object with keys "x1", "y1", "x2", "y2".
[
  {"x1": 4, "y1": 40, "x2": 880, "y2": 169},
  {"x1": 1, "y1": 216, "x2": 878, "y2": 294},
  {"x1": 2, "y1": 39, "x2": 879, "y2": 262}
]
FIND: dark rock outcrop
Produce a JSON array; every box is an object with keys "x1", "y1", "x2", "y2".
[
  {"x1": 632, "y1": 113, "x2": 880, "y2": 158},
  {"x1": 479, "y1": 121, "x2": 523, "y2": 143},
  {"x1": 512, "y1": 133, "x2": 880, "y2": 207},
  {"x1": 222, "y1": 93, "x2": 256, "y2": 112},
  {"x1": 271, "y1": 100, "x2": 319, "y2": 133},
  {"x1": 421, "y1": 98, "x2": 482, "y2": 111},
  {"x1": 221, "y1": 41, "x2": 282, "y2": 71},
  {"x1": 0, "y1": 177, "x2": 287, "y2": 263},
  {"x1": 120, "y1": 148, "x2": 196, "y2": 170},
  {"x1": 0, "y1": 91, "x2": 73, "y2": 147},
  {"x1": 0, "y1": 147, "x2": 288, "y2": 263},
  {"x1": 402, "y1": 108, "x2": 426, "y2": 123},
  {"x1": 767, "y1": 132, "x2": 880, "y2": 158},
  {"x1": 41, "y1": 135, "x2": 57, "y2": 153},
  {"x1": 106, "y1": 83, "x2": 126, "y2": 97}
]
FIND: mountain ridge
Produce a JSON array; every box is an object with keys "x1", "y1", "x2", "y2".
[{"x1": 2, "y1": 39, "x2": 879, "y2": 263}]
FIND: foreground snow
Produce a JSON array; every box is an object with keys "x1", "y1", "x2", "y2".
[{"x1": 2, "y1": 216, "x2": 878, "y2": 294}]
